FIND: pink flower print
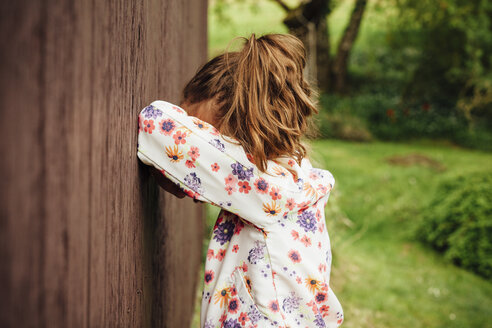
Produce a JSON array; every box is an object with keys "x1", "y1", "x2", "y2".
[
  {"x1": 296, "y1": 276, "x2": 302, "y2": 284},
  {"x1": 207, "y1": 249, "x2": 215, "y2": 260},
  {"x1": 301, "y1": 235, "x2": 312, "y2": 247},
  {"x1": 309, "y1": 171, "x2": 320, "y2": 180},
  {"x1": 288, "y1": 249, "x2": 302, "y2": 263},
  {"x1": 232, "y1": 244, "x2": 239, "y2": 253},
  {"x1": 285, "y1": 198, "x2": 296, "y2": 210},
  {"x1": 158, "y1": 118, "x2": 176, "y2": 135},
  {"x1": 291, "y1": 230, "x2": 300, "y2": 240},
  {"x1": 143, "y1": 119, "x2": 155, "y2": 134},
  {"x1": 288, "y1": 159, "x2": 295, "y2": 167},
  {"x1": 238, "y1": 181, "x2": 251, "y2": 194},
  {"x1": 204, "y1": 270, "x2": 215, "y2": 285},
  {"x1": 315, "y1": 291, "x2": 328, "y2": 303},
  {"x1": 297, "y1": 201, "x2": 310, "y2": 212},
  {"x1": 229, "y1": 286, "x2": 237, "y2": 296},
  {"x1": 224, "y1": 184, "x2": 237, "y2": 195},
  {"x1": 306, "y1": 300, "x2": 317, "y2": 312},
  {"x1": 214, "y1": 216, "x2": 223, "y2": 227},
  {"x1": 316, "y1": 209, "x2": 322, "y2": 221},
  {"x1": 211, "y1": 127, "x2": 220, "y2": 135},
  {"x1": 234, "y1": 220, "x2": 244, "y2": 235},
  {"x1": 241, "y1": 262, "x2": 248, "y2": 272},
  {"x1": 337, "y1": 312, "x2": 344, "y2": 324},
  {"x1": 269, "y1": 186, "x2": 282, "y2": 200},
  {"x1": 253, "y1": 178, "x2": 269, "y2": 194},
  {"x1": 317, "y1": 184, "x2": 328, "y2": 194},
  {"x1": 172, "y1": 130, "x2": 187, "y2": 144},
  {"x1": 268, "y1": 300, "x2": 280, "y2": 313},
  {"x1": 172, "y1": 105, "x2": 184, "y2": 113},
  {"x1": 211, "y1": 162, "x2": 220, "y2": 172},
  {"x1": 319, "y1": 305, "x2": 330, "y2": 318},
  {"x1": 238, "y1": 312, "x2": 249, "y2": 325},
  {"x1": 318, "y1": 263, "x2": 327, "y2": 273},
  {"x1": 185, "y1": 159, "x2": 196, "y2": 168},
  {"x1": 224, "y1": 174, "x2": 238, "y2": 186},
  {"x1": 228, "y1": 297, "x2": 240, "y2": 314},
  {"x1": 187, "y1": 146, "x2": 200, "y2": 160},
  {"x1": 216, "y1": 249, "x2": 226, "y2": 261},
  {"x1": 318, "y1": 241, "x2": 322, "y2": 249}
]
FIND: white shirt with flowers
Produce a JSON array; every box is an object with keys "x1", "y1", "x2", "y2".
[{"x1": 137, "y1": 100, "x2": 344, "y2": 328}]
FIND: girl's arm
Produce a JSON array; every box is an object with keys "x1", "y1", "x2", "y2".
[{"x1": 137, "y1": 100, "x2": 295, "y2": 230}]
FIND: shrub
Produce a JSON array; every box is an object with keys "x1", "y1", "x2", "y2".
[
  {"x1": 317, "y1": 111, "x2": 373, "y2": 142},
  {"x1": 415, "y1": 171, "x2": 492, "y2": 280}
]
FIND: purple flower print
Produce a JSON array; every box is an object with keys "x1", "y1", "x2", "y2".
[
  {"x1": 314, "y1": 313, "x2": 326, "y2": 328},
  {"x1": 218, "y1": 200, "x2": 233, "y2": 207},
  {"x1": 184, "y1": 172, "x2": 203, "y2": 194},
  {"x1": 213, "y1": 220, "x2": 235, "y2": 245},
  {"x1": 247, "y1": 240, "x2": 266, "y2": 264},
  {"x1": 296, "y1": 210, "x2": 317, "y2": 233},
  {"x1": 296, "y1": 177, "x2": 304, "y2": 191},
  {"x1": 315, "y1": 292, "x2": 327, "y2": 303},
  {"x1": 204, "y1": 271, "x2": 214, "y2": 284},
  {"x1": 247, "y1": 305, "x2": 262, "y2": 324},
  {"x1": 209, "y1": 138, "x2": 225, "y2": 152},
  {"x1": 282, "y1": 292, "x2": 302, "y2": 313},
  {"x1": 231, "y1": 162, "x2": 254, "y2": 181},
  {"x1": 311, "y1": 168, "x2": 326, "y2": 179},
  {"x1": 159, "y1": 118, "x2": 176, "y2": 135},
  {"x1": 223, "y1": 319, "x2": 241, "y2": 328},
  {"x1": 204, "y1": 320, "x2": 214, "y2": 328},
  {"x1": 325, "y1": 249, "x2": 332, "y2": 266},
  {"x1": 142, "y1": 105, "x2": 162, "y2": 119},
  {"x1": 228, "y1": 298, "x2": 240, "y2": 313}
]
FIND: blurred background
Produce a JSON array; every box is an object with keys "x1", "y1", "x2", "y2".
[{"x1": 194, "y1": 0, "x2": 492, "y2": 327}]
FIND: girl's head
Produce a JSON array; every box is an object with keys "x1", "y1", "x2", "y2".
[{"x1": 180, "y1": 33, "x2": 319, "y2": 173}]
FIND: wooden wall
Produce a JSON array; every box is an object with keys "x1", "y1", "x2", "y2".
[{"x1": 0, "y1": 0, "x2": 207, "y2": 327}]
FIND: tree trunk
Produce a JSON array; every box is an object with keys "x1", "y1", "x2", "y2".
[
  {"x1": 332, "y1": 0, "x2": 368, "y2": 94},
  {"x1": 316, "y1": 16, "x2": 332, "y2": 92},
  {"x1": 282, "y1": 0, "x2": 331, "y2": 90}
]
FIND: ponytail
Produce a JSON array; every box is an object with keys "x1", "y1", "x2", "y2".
[{"x1": 182, "y1": 33, "x2": 319, "y2": 173}]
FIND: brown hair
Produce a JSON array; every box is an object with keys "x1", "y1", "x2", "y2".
[{"x1": 180, "y1": 33, "x2": 320, "y2": 173}]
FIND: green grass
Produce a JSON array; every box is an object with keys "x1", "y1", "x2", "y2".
[
  {"x1": 192, "y1": 139, "x2": 492, "y2": 327},
  {"x1": 310, "y1": 139, "x2": 492, "y2": 328}
]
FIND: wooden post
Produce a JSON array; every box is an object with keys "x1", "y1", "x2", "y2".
[{"x1": 0, "y1": 0, "x2": 207, "y2": 327}]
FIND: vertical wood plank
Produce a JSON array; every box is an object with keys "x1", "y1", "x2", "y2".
[{"x1": 0, "y1": 0, "x2": 208, "y2": 327}]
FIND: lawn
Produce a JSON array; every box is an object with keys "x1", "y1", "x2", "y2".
[{"x1": 192, "y1": 139, "x2": 492, "y2": 327}]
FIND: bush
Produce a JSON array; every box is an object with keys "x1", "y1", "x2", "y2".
[
  {"x1": 317, "y1": 111, "x2": 373, "y2": 142},
  {"x1": 367, "y1": 103, "x2": 465, "y2": 141},
  {"x1": 415, "y1": 171, "x2": 492, "y2": 280}
]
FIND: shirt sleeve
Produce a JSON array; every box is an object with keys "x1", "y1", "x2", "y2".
[{"x1": 136, "y1": 100, "x2": 299, "y2": 230}]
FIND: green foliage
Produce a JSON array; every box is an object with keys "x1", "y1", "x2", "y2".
[
  {"x1": 415, "y1": 171, "x2": 492, "y2": 280},
  {"x1": 387, "y1": 0, "x2": 492, "y2": 125},
  {"x1": 317, "y1": 93, "x2": 374, "y2": 141},
  {"x1": 317, "y1": 111, "x2": 373, "y2": 141}
]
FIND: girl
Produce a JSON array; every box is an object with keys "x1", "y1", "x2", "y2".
[{"x1": 137, "y1": 33, "x2": 344, "y2": 328}]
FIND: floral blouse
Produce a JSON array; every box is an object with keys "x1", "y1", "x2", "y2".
[{"x1": 137, "y1": 100, "x2": 344, "y2": 328}]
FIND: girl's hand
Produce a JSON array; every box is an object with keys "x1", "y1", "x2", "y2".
[{"x1": 149, "y1": 167, "x2": 187, "y2": 199}]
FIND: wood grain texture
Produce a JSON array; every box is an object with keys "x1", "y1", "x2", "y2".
[{"x1": 0, "y1": 0, "x2": 207, "y2": 327}]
